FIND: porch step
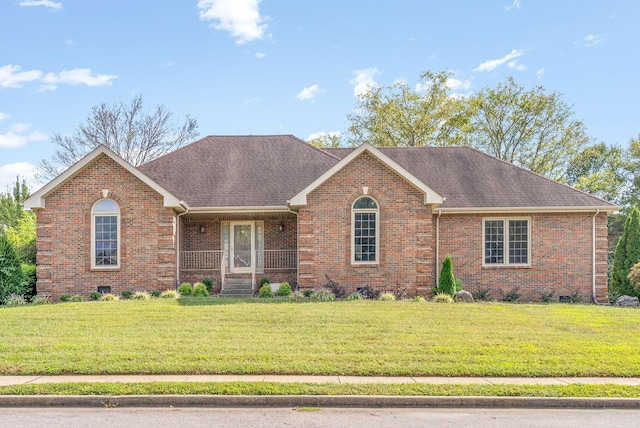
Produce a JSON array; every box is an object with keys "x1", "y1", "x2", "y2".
[{"x1": 220, "y1": 278, "x2": 254, "y2": 297}]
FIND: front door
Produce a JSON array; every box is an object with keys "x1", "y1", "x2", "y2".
[{"x1": 230, "y1": 222, "x2": 254, "y2": 273}]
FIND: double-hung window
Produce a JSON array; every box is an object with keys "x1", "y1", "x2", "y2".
[
  {"x1": 352, "y1": 196, "x2": 379, "y2": 264},
  {"x1": 92, "y1": 199, "x2": 120, "y2": 268},
  {"x1": 483, "y1": 218, "x2": 530, "y2": 266}
]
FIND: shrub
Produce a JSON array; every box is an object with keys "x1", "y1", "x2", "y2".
[
  {"x1": 60, "y1": 293, "x2": 72, "y2": 302},
  {"x1": 324, "y1": 274, "x2": 347, "y2": 299},
  {"x1": 69, "y1": 295, "x2": 84, "y2": 302},
  {"x1": 0, "y1": 234, "x2": 27, "y2": 304},
  {"x1": 356, "y1": 286, "x2": 380, "y2": 300},
  {"x1": 259, "y1": 277, "x2": 270, "y2": 287},
  {"x1": 346, "y1": 292, "x2": 362, "y2": 301},
  {"x1": 160, "y1": 289, "x2": 179, "y2": 299},
  {"x1": 121, "y1": 290, "x2": 132, "y2": 299},
  {"x1": 392, "y1": 286, "x2": 408, "y2": 300},
  {"x1": 133, "y1": 291, "x2": 151, "y2": 300},
  {"x1": 569, "y1": 290, "x2": 583, "y2": 304},
  {"x1": 433, "y1": 293, "x2": 453, "y2": 303},
  {"x1": 379, "y1": 292, "x2": 396, "y2": 301},
  {"x1": 437, "y1": 254, "x2": 456, "y2": 296},
  {"x1": 500, "y1": 287, "x2": 521, "y2": 303},
  {"x1": 258, "y1": 284, "x2": 274, "y2": 298},
  {"x1": 151, "y1": 290, "x2": 162, "y2": 298},
  {"x1": 5, "y1": 293, "x2": 27, "y2": 306},
  {"x1": 178, "y1": 282, "x2": 193, "y2": 296},
  {"x1": 21, "y1": 263, "x2": 36, "y2": 299},
  {"x1": 30, "y1": 295, "x2": 51, "y2": 305},
  {"x1": 99, "y1": 293, "x2": 119, "y2": 301},
  {"x1": 472, "y1": 286, "x2": 492, "y2": 301},
  {"x1": 202, "y1": 277, "x2": 213, "y2": 293},
  {"x1": 612, "y1": 206, "x2": 640, "y2": 298},
  {"x1": 288, "y1": 291, "x2": 307, "y2": 301},
  {"x1": 413, "y1": 296, "x2": 426, "y2": 303},
  {"x1": 540, "y1": 289, "x2": 554, "y2": 303},
  {"x1": 276, "y1": 282, "x2": 292, "y2": 296},
  {"x1": 302, "y1": 289, "x2": 314, "y2": 297},
  {"x1": 193, "y1": 282, "x2": 209, "y2": 297},
  {"x1": 310, "y1": 289, "x2": 336, "y2": 302},
  {"x1": 89, "y1": 291, "x2": 101, "y2": 301},
  {"x1": 455, "y1": 278, "x2": 464, "y2": 293}
]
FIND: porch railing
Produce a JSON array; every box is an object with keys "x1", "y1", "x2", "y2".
[{"x1": 181, "y1": 250, "x2": 297, "y2": 272}]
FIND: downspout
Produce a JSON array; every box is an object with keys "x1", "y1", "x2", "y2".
[
  {"x1": 435, "y1": 209, "x2": 442, "y2": 288},
  {"x1": 286, "y1": 203, "x2": 300, "y2": 289},
  {"x1": 592, "y1": 209, "x2": 602, "y2": 305},
  {"x1": 176, "y1": 204, "x2": 189, "y2": 290}
]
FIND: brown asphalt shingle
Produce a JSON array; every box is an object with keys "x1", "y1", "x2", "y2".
[{"x1": 139, "y1": 135, "x2": 616, "y2": 210}]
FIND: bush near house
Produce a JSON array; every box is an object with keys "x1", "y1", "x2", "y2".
[
  {"x1": 436, "y1": 254, "x2": 456, "y2": 297},
  {"x1": 0, "y1": 234, "x2": 27, "y2": 304}
]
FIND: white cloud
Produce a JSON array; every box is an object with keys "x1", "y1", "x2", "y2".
[
  {"x1": 0, "y1": 112, "x2": 10, "y2": 121},
  {"x1": 197, "y1": 0, "x2": 267, "y2": 44},
  {"x1": 18, "y1": 0, "x2": 62, "y2": 9},
  {"x1": 307, "y1": 131, "x2": 341, "y2": 141},
  {"x1": 473, "y1": 49, "x2": 524, "y2": 72},
  {"x1": 504, "y1": 0, "x2": 521, "y2": 11},
  {"x1": 0, "y1": 162, "x2": 38, "y2": 193},
  {"x1": 445, "y1": 77, "x2": 473, "y2": 91},
  {"x1": 0, "y1": 64, "x2": 42, "y2": 88},
  {"x1": 508, "y1": 60, "x2": 526, "y2": 71},
  {"x1": 255, "y1": 52, "x2": 266, "y2": 58},
  {"x1": 584, "y1": 33, "x2": 604, "y2": 47},
  {"x1": 0, "y1": 123, "x2": 47, "y2": 149},
  {"x1": 296, "y1": 84, "x2": 323, "y2": 101},
  {"x1": 350, "y1": 68, "x2": 379, "y2": 97},
  {"x1": 536, "y1": 68, "x2": 545, "y2": 78},
  {"x1": 41, "y1": 68, "x2": 117, "y2": 88}
]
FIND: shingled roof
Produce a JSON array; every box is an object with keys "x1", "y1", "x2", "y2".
[{"x1": 138, "y1": 135, "x2": 617, "y2": 211}]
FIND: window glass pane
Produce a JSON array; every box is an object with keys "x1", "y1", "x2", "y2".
[
  {"x1": 353, "y1": 197, "x2": 377, "y2": 209},
  {"x1": 508, "y1": 220, "x2": 528, "y2": 264},
  {"x1": 484, "y1": 220, "x2": 504, "y2": 264},
  {"x1": 95, "y1": 215, "x2": 118, "y2": 266},
  {"x1": 94, "y1": 199, "x2": 119, "y2": 213}
]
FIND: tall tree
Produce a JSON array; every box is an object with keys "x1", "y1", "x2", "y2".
[
  {"x1": 467, "y1": 77, "x2": 591, "y2": 180},
  {"x1": 0, "y1": 234, "x2": 27, "y2": 304},
  {"x1": 0, "y1": 176, "x2": 30, "y2": 231},
  {"x1": 307, "y1": 132, "x2": 343, "y2": 148},
  {"x1": 611, "y1": 206, "x2": 640, "y2": 299},
  {"x1": 347, "y1": 70, "x2": 469, "y2": 147},
  {"x1": 621, "y1": 135, "x2": 640, "y2": 209},
  {"x1": 38, "y1": 95, "x2": 199, "y2": 180}
]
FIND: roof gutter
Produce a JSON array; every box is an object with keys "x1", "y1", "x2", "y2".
[
  {"x1": 434, "y1": 206, "x2": 619, "y2": 214},
  {"x1": 186, "y1": 206, "x2": 291, "y2": 214}
]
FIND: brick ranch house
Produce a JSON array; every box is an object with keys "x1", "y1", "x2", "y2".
[{"x1": 24, "y1": 135, "x2": 618, "y2": 302}]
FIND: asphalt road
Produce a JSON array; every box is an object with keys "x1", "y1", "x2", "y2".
[{"x1": 1, "y1": 407, "x2": 638, "y2": 428}]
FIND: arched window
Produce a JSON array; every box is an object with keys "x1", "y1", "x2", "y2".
[
  {"x1": 92, "y1": 199, "x2": 120, "y2": 268},
  {"x1": 352, "y1": 196, "x2": 379, "y2": 264}
]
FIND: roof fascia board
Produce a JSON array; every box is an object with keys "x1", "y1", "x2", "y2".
[
  {"x1": 289, "y1": 142, "x2": 443, "y2": 208},
  {"x1": 23, "y1": 145, "x2": 183, "y2": 210},
  {"x1": 434, "y1": 206, "x2": 619, "y2": 214}
]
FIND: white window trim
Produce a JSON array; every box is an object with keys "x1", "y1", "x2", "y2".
[
  {"x1": 351, "y1": 197, "x2": 380, "y2": 265},
  {"x1": 91, "y1": 199, "x2": 121, "y2": 269},
  {"x1": 482, "y1": 217, "x2": 531, "y2": 267}
]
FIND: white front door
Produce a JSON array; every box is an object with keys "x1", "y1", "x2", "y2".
[{"x1": 230, "y1": 222, "x2": 254, "y2": 273}]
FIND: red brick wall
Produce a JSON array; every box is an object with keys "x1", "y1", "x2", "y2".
[
  {"x1": 438, "y1": 212, "x2": 609, "y2": 302},
  {"x1": 298, "y1": 151, "x2": 434, "y2": 296},
  {"x1": 34, "y1": 154, "x2": 176, "y2": 300}
]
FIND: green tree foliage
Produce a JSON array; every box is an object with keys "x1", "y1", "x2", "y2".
[
  {"x1": 611, "y1": 207, "x2": 640, "y2": 298},
  {"x1": 467, "y1": 77, "x2": 591, "y2": 180},
  {"x1": 347, "y1": 70, "x2": 469, "y2": 147},
  {"x1": 437, "y1": 254, "x2": 456, "y2": 296},
  {"x1": 0, "y1": 234, "x2": 27, "y2": 304},
  {"x1": 621, "y1": 136, "x2": 640, "y2": 209},
  {"x1": 307, "y1": 132, "x2": 343, "y2": 148},
  {"x1": 0, "y1": 176, "x2": 30, "y2": 230},
  {"x1": 5, "y1": 213, "x2": 36, "y2": 264},
  {"x1": 38, "y1": 95, "x2": 199, "y2": 180}
]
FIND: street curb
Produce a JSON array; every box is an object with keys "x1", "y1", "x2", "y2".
[{"x1": 1, "y1": 395, "x2": 640, "y2": 409}]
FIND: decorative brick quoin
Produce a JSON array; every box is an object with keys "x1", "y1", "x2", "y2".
[{"x1": 25, "y1": 135, "x2": 617, "y2": 302}]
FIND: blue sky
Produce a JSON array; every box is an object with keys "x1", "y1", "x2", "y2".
[{"x1": 1, "y1": 0, "x2": 639, "y2": 192}]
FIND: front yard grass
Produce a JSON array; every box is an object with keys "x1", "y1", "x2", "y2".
[{"x1": 1, "y1": 298, "x2": 640, "y2": 377}]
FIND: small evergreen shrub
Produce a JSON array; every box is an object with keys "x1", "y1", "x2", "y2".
[
  {"x1": 437, "y1": 254, "x2": 456, "y2": 296},
  {"x1": 5, "y1": 293, "x2": 27, "y2": 306},
  {"x1": 133, "y1": 291, "x2": 151, "y2": 300},
  {"x1": 90, "y1": 291, "x2": 101, "y2": 301},
  {"x1": 357, "y1": 286, "x2": 380, "y2": 300},
  {"x1": 99, "y1": 293, "x2": 119, "y2": 301},
  {"x1": 202, "y1": 278, "x2": 213, "y2": 293},
  {"x1": 310, "y1": 290, "x2": 336, "y2": 302},
  {"x1": 455, "y1": 278, "x2": 464, "y2": 293},
  {"x1": 379, "y1": 292, "x2": 396, "y2": 301},
  {"x1": 472, "y1": 286, "x2": 492, "y2": 301},
  {"x1": 60, "y1": 293, "x2": 72, "y2": 302},
  {"x1": 258, "y1": 283, "x2": 273, "y2": 298},
  {"x1": 433, "y1": 293, "x2": 453, "y2": 303},
  {"x1": 69, "y1": 295, "x2": 84, "y2": 302},
  {"x1": 276, "y1": 282, "x2": 292, "y2": 296},
  {"x1": 30, "y1": 295, "x2": 51, "y2": 305},
  {"x1": 540, "y1": 289, "x2": 554, "y2": 303},
  {"x1": 259, "y1": 277, "x2": 270, "y2": 287},
  {"x1": 302, "y1": 289, "x2": 314, "y2": 297},
  {"x1": 500, "y1": 287, "x2": 521, "y2": 302},
  {"x1": 160, "y1": 289, "x2": 180, "y2": 299},
  {"x1": 346, "y1": 292, "x2": 362, "y2": 301},
  {"x1": 193, "y1": 282, "x2": 209, "y2": 297},
  {"x1": 178, "y1": 282, "x2": 193, "y2": 295},
  {"x1": 151, "y1": 290, "x2": 162, "y2": 298},
  {"x1": 21, "y1": 263, "x2": 37, "y2": 299},
  {"x1": 121, "y1": 290, "x2": 132, "y2": 299}
]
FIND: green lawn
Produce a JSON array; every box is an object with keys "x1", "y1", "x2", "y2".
[{"x1": 1, "y1": 298, "x2": 640, "y2": 377}]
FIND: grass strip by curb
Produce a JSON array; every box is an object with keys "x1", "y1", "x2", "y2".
[{"x1": 2, "y1": 382, "x2": 640, "y2": 398}]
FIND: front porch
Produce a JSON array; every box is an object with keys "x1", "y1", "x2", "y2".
[{"x1": 178, "y1": 214, "x2": 298, "y2": 294}]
